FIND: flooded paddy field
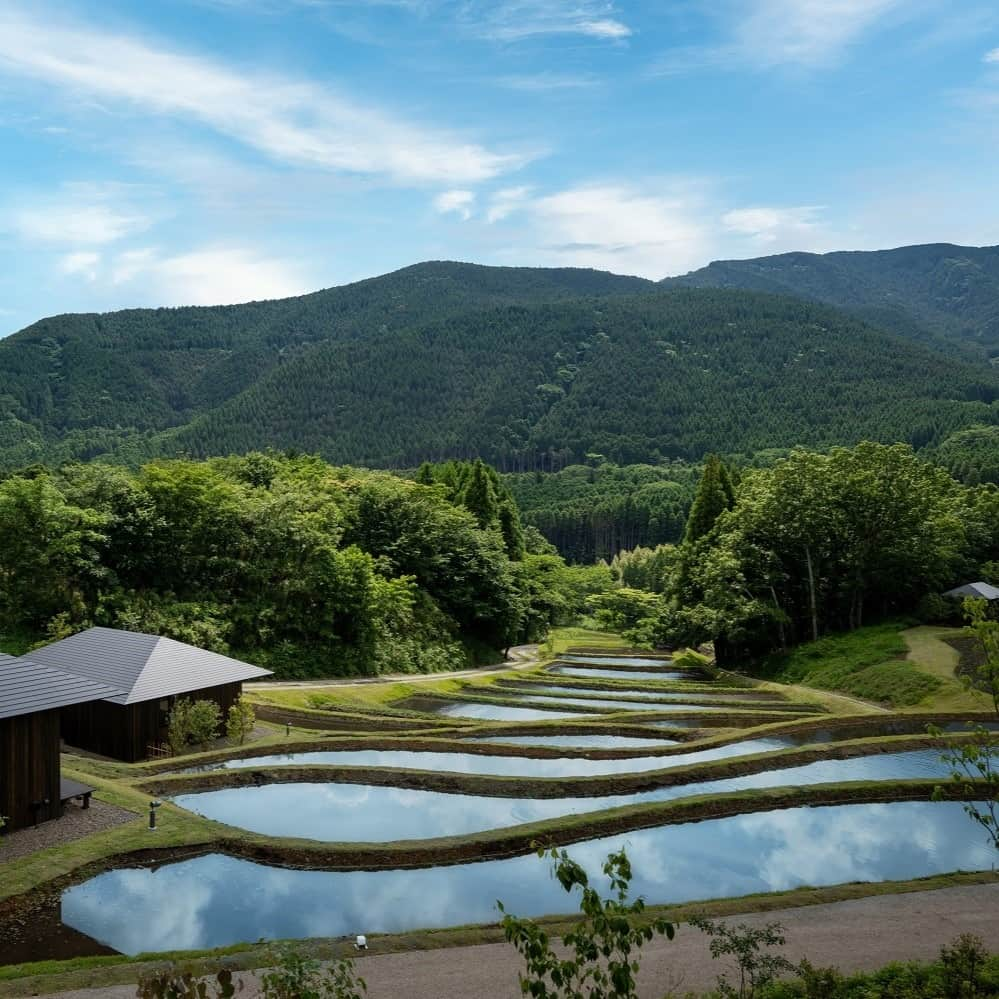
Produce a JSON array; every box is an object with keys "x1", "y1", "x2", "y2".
[
  {"x1": 168, "y1": 749, "x2": 952, "y2": 841},
  {"x1": 60, "y1": 800, "x2": 994, "y2": 955}
]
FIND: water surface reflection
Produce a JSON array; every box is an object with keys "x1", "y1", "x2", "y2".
[
  {"x1": 61, "y1": 801, "x2": 993, "y2": 956},
  {"x1": 171, "y1": 750, "x2": 952, "y2": 841}
]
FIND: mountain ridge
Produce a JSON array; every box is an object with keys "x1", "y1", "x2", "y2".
[
  {"x1": 2, "y1": 252, "x2": 999, "y2": 472},
  {"x1": 665, "y1": 242, "x2": 999, "y2": 357}
]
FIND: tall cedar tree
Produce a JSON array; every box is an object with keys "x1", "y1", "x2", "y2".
[{"x1": 684, "y1": 455, "x2": 734, "y2": 543}]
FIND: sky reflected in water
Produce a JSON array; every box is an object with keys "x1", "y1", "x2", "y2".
[
  {"x1": 548, "y1": 666, "x2": 692, "y2": 681},
  {"x1": 170, "y1": 750, "x2": 953, "y2": 842},
  {"x1": 194, "y1": 736, "x2": 803, "y2": 778},
  {"x1": 61, "y1": 801, "x2": 994, "y2": 956}
]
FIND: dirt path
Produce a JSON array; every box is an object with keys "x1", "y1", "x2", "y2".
[
  {"x1": 39, "y1": 883, "x2": 999, "y2": 999},
  {"x1": 244, "y1": 645, "x2": 540, "y2": 691}
]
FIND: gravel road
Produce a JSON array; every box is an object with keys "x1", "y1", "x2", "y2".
[{"x1": 37, "y1": 882, "x2": 999, "y2": 998}]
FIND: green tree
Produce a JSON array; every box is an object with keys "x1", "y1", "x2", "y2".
[
  {"x1": 0, "y1": 475, "x2": 107, "y2": 629},
  {"x1": 499, "y1": 846, "x2": 674, "y2": 999},
  {"x1": 684, "y1": 455, "x2": 734, "y2": 543},
  {"x1": 690, "y1": 914, "x2": 796, "y2": 999},
  {"x1": 226, "y1": 697, "x2": 256, "y2": 746}
]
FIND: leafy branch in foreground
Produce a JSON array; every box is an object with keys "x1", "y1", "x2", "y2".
[
  {"x1": 498, "y1": 845, "x2": 675, "y2": 999},
  {"x1": 932, "y1": 598, "x2": 999, "y2": 851}
]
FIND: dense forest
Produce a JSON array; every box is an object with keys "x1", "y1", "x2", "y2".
[
  {"x1": 668, "y1": 242, "x2": 999, "y2": 359},
  {"x1": 505, "y1": 462, "x2": 698, "y2": 563},
  {"x1": 3, "y1": 259, "x2": 999, "y2": 474},
  {"x1": 0, "y1": 455, "x2": 607, "y2": 677},
  {"x1": 606, "y1": 442, "x2": 999, "y2": 665}
]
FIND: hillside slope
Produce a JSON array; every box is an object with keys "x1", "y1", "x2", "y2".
[
  {"x1": 2, "y1": 260, "x2": 999, "y2": 471},
  {"x1": 667, "y1": 243, "x2": 999, "y2": 357},
  {"x1": 0, "y1": 261, "x2": 652, "y2": 468}
]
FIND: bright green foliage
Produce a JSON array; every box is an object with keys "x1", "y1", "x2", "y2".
[
  {"x1": 609, "y1": 544, "x2": 678, "y2": 593},
  {"x1": 0, "y1": 454, "x2": 590, "y2": 677},
  {"x1": 166, "y1": 699, "x2": 193, "y2": 756},
  {"x1": 587, "y1": 588, "x2": 661, "y2": 636},
  {"x1": 499, "y1": 846, "x2": 674, "y2": 999},
  {"x1": 659, "y1": 444, "x2": 970, "y2": 663},
  {"x1": 756, "y1": 935, "x2": 999, "y2": 998},
  {"x1": 187, "y1": 700, "x2": 222, "y2": 748},
  {"x1": 225, "y1": 698, "x2": 256, "y2": 746},
  {"x1": 167, "y1": 698, "x2": 221, "y2": 754},
  {"x1": 414, "y1": 459, "x2": 526, "y2": 559},
  {"x1": 690, "y1": 914, "x2": 796, "y2": 999},
  {"x1": 672, "y1": 648, "x2": 713, "y2": 672},
  {"x1": 0, "y1": 475, "x2": 107, "y2": 630},
  {"x1": 758, "y1": 624, "x2": 942, "y2": 707},
  {"x1": 685, "y1": 455, "x2": 735, "y2": 543},
  {"x1": 260, "y1": 947, "x2": 365, "y2": 999}
]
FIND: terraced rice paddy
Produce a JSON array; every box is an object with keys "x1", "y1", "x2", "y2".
[
  {"x1": 19, "y1": 649, "x2": 993, "y2": 966},
  {"x1": 61, "y1": 800, "x2": 994, "y2": 955},
  {"x1": 168, "y1": 750, "x2": 953, "y2": 841}
]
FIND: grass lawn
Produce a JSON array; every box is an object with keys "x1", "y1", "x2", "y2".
[
  {"x1": 757, "y1": 622, "x2": 931, "y2": 707},
  {"x1": 543, "y1": 626, "x2": 634, "y2": 657},
  {"x1": 756, "y1": 620, "x2": 996, "y2": 712}
]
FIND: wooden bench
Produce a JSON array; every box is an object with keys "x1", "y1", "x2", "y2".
[{"x1": 60, "y1": 777, "x2": 94, "y2": 812}]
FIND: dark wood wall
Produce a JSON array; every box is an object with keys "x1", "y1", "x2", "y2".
[
  {"x1": 61, "y1": 682, "x2": 243, "y2": 762},
  {"x1": 0, "y1": 708, "x2": 62, "y2": 832}
]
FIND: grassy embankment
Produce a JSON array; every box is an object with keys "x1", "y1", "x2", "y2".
[{"x1": 753, "y1": 622, "x2": 990, "y2": 712}]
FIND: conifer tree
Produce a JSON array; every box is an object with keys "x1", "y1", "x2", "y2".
[
  {"x1": 684, "y1": 455, "x2": 733, "y2": 543},
  {"x1": 459, "y1": 459, "x2": 500, "y2": 529}
]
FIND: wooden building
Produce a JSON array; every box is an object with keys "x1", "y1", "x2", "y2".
[
  {"x1": 0, "y1": 654, "x2": 117, "y2": 832},
  {"x1": 29, "y1": 628, "x2": 271, "y2": 763}
]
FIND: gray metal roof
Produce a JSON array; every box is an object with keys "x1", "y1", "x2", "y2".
[
  {"x1": 0, "y1": 653, "x2": 123, "y2": 721},
  {"x1": 942, "y1": 581, "x2": 999, "y2": 601},
  {"x1": 27, "y1": 627, "x2": 272, "y2": 705}
]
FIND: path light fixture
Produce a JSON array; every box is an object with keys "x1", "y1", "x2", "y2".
[
  {"x1": 286, "y1": 722, "x2": 291, "y2": 737},
  {"x1": 354, "y1": 935, "x2": 367, "y2": 951},
  {"x1": 148, "y1": 800, "x2": 162, "y2": 830}
]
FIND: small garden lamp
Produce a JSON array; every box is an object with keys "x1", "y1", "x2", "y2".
[{"x1": 148, "y1": 799, "x2": 162, "y2": 830}]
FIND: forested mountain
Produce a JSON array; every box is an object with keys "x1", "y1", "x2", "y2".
[
  {"x1": 0, "y1": 261, "x2": 651, "y2": 470},
  {"x1": 2, "y1": 262, "x2": 999, "y2": 473},
  {"x1": 667, "y1": 243, "x2": 999, "y2": 359}
]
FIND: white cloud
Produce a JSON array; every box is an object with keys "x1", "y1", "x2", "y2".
[
  {"x1": 461, "y1": 1, "x2": 631, "y2": 42},
  {"x1": 433, "y1": 189, "x2": 476, "y2": 220},
  {"x1": 985, "y1": 47, "x2": 999, "y2": 63},
  {"x1": 58, "y1": 251, "x2": 101, "y2": 281},
  {"x1": 109, "y1": 246, "x2": 314, "y2": 306},
  {"x1": 721, "y1": 204, "x2": 826, "y2": 244},
  {"x1": 526, "y1": 182, "x2": 711, "y2": 277},
  {"x1": 497, "y1": 72, "x2": 599, "y2": 92},
  {"x1": 739, "y1": 0, "x2": 902, "y2": 67},
  {"x1": 0, "y1": 6, "x2": 525, "y2": 185},
  {"x1": 655, "y1": 0, "x2": 904, "y2": 72},
  {"x1": 12, "y1": 184, "x2": 151, "y2": 245},
  {"x1": 486, "y1": 185, "x2": 532, "y2": 223}
]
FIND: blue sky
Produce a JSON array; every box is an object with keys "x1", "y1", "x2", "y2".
[{"x1": 1, "y1": 0, "x2": 999, "y2": 335}]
